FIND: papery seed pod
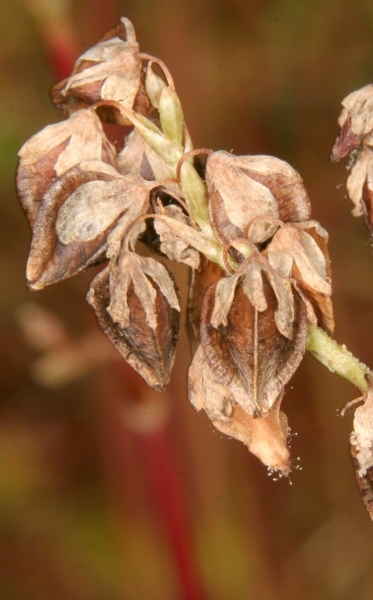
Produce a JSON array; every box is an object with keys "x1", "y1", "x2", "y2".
[
  {"x1": 188, "y1": 345, "x2": 291, "y2": 474},
  {"x1": 87, "y1": 254, "x2": 180, "y2": 390},
  {"x1": 343, "y1": 375, "x2": 373, "y2": 520},
  {"x1": 267, "y1": 221, "x2": 334, "y2": 334},
  {"x1": 205, "y1": 151, "x2": 311, "y2": 246},
  {"x1": 200, "y1": 270, "x2": 308, "y2": 414},
  {"x1": 187, "y1": 257, "x2": 225, "y2": 349},
  {"x1": 331, "y1": 84, "x2": 373, "y2": 161},
  {"x1": 50, "y1": 18, "x2": 142, "y2": 120},
  {"x1": 26, "y1": 161, "x2": 155, "y2": 289},
  {"x1": 17, "y1": 109, "x2": 116, "y2": 227}
]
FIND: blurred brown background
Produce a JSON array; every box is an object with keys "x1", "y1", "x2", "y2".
[{"x1": 2, "y1": 0, "x2": 373, "y2": 598}]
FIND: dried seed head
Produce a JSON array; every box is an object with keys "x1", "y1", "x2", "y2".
[
  {"x1": 206, "y1": 151, "x2": 311, "y2": 247},
  {"x1": 87, "y1": 256, "x2": 180, "y2": 390},
  {"x1": 268, "y1": 221, "x2": 334, "y2": 334},
  {"x1": 50, "y1": 17, "x2": 142, "y2": 119},
  {"x1": 17, "y1": 109, "x2": 115, "y2": 227},
  {"x1": 188, "y1": 345, "x2": 291, "y2": 474},
  {"x1": 332, "y1": 84, "x2": 373, "y2": 161},
  {"x1": 200, "y1": 270, "x2": 308, "y2": 414}
]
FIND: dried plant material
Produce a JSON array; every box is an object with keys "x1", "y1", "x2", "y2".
[
  {"x1": 187, "y1": 258, "x2": 226, "y2": 348},
  {"x1": 211, "y1": 255, "x2": 295, "y2": 339},
  {"x1": 343, "y1": 375, "x2": 373, "y2": 520},
  {"x1": 55, "y1": 167, "x2": 155, "y2": 244},
  {"x1": 233, "y1": 155, "x2": 311, "y2": 222},
  {"x1": 51, "y1": 17, "x2": 142, "y2": 119},
  {"x1": 87, "y1": 264, "x2": 179, "y2": 390},
  {"x1": 206, "y1": 151, "x2": 280, "y2": 245},
  {"x1": 268, "y1": 225, "x2": 331, "y2": 293},
  {"x1": 188, "y1": 346, "x2": 290, "y2": 474},
  {"x1": 201, "y1": 274, "x2": 307, "y2": 414},
  {"x1": 108, "y1": 252, "x2": 180, "y2": 329},
  {"x1": 267, "y1": 222, "x2": 334, "y2": 333},
  {"x1": 17, "y1": 109, "x2": 115, "y2": 226},
  {"x1": 115, "y1": 127, "x2": 177, "y2": 188},
  {"x1": 332, "y1": 85, "x2": 373, "y2": 161},
  {"x1": 26, "y1": 160, "x2": 153, "y2": 289},
  {"x1": 153, "y1": 205, "x2": 200, "y2": 269}
]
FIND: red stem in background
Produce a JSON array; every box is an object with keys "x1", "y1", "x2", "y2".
[{"x1": 98, "y1": 362, "x2": 208, "y2": 600}]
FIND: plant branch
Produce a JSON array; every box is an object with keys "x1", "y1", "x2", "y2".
[{"x1": 306, "y1": 323, "x2": 372, "y2": 392}]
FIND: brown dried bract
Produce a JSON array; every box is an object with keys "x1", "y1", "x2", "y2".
[
  {"x1": 87, "y1": 257, "x2": 180, "y2": 390},
  {"x1": 26, "y1": 161, "x2": 155, "y2": 289},
  {"x1": 200, "y1": 271, "x2": 307, "y2": 414},
  {"x1": 51, "y1": 17, "x2": 142, "y2": 119},
  {"x1": 17, "y1": 109, "x2": 115, "y2": 227},
  {"x1": 188, "y1": 345, "x2": 291, "y2": 474},
  {"x1": 268, "y1": 221, "x2": 334, "y2": 334}
]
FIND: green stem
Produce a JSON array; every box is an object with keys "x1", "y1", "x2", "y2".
[{"x1": 306, "y1": 323, "x2": 372, "y2": 392}]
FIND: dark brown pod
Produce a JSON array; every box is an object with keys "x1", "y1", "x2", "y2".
[
  {"x1": 86, "y1": 265, "x2": 180, "y2": 391},
  {"x1": 201, "y1": 276, "x2": 307, "y2": 414}
]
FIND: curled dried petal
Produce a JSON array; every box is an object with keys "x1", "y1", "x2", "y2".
[
  {"x1": 206, "y1": 151, "x2": 279, "y2": 245},
  {"x1": 51, "y1": 18, "x2": 142, "y2": 119},
  {"x1": 17, "y1": 110, "x2": 115, "y2": 226}
]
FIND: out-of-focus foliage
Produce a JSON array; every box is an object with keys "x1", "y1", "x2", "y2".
[{"x1": 3, "y1": 0, "x2": 373, "y2": 598}]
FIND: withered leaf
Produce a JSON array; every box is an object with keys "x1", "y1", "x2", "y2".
[
  {"x1": 206, "y1": 151, "x2": 279, "y2": 245},
  {"x1": 51, "y1": 18, "x2": 142, "y2": 119},
  {"x1": 188, "y1": 345, "x2": 290, "y2": 473},
  {"x1": 17, "y1": 109, "x2": 115, "y2": 226},
  {"x1": 26, "y1": 161, "x2": 150, "y2": 289},
  {"x1": 201, "y1": 274, "x2": 307, "y2": 414},
  {"x1": 87, "y1": 263, "x2": 180, "y2": 390}
]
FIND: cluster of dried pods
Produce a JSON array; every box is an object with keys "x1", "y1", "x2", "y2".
[
  {"x1": 333, "y1": 86, "x2": 373, "y2": 514},
  {"x1": 17, "y1": 17, "x2": 335, "y2": 477}
]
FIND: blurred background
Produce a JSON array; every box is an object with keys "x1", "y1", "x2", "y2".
[{"x1": 2, "y1": 0, "x2": 373, "y2": 598}]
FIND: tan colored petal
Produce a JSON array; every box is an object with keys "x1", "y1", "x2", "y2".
[
  {"x1": 51, "y1": 18, "x2": 142, "y2": 118},
  {"x1": 206, "y1": 151, "x2": 279, "y2": 245},
  {"x1": 17, "y1": 110, "x2": 115, "y2": 226},
  {"x1": 153, "y1": 205, "x2": 200, "y2": 269},
  {"x1": 268, "y1": 226, "x2": 331, "y2": 295},
  {"x1": 234, "y1": 154, "x2": 311, "y2": 222}
]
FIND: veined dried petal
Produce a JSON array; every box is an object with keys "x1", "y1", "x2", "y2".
[
  {"x1": 87, "y1": 263, "x2": 179, "y2": 390},
  {"x1": 188, "y1": 345, "x2": 290, "y2": 473},
  {"x1": 153, "y1": 205, "x2": 200, "y2": 269},
  {"x1": 56, "y1": 171, "x2": 155, "y2": 244},
  {"x1": 233, "y1": 154, "x2": 311, "y2": 222},
  {"x1": 17, "y1": 109, "x2": 115, "y2": 226},
  {"x1": 206, "y1": 151, "x2": 279, "y2": 245},
  {"x1": 26, "y1": 161, "x2": 143, "y2": 290},
  {"x1": 268, "y1": 225, "x2": 331, "y2": 295},
  {"x1": 50, "y1": 18, "x2": 142, "y2": 119},
  {"x1": 201, "y1": 274, "x2": 307, "y2": 414},
  {"x1": 108, "y1": 252, "x2": 180, "y2": 330},
  {"x1": 211, "y1": 255, "x2": 295, "y2": 339}
]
